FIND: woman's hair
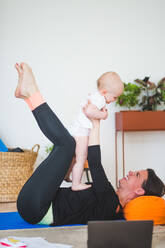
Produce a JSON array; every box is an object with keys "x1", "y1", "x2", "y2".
[{"x1": 142, "y1": 168, "x2": 165, "y2": 197}]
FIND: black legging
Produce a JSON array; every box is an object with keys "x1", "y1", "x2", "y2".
[{"x1": 17, "y1": 103, "x2": 76, "y2": 224}]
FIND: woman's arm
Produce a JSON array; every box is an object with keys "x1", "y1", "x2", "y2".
[
  {"x1": 83, "y1": 103, "x2": 110, "y2": 195},
  {"x1": 88, "y1": 119, "x2": 100, "y2": 146},
  {"x1": 84, "y1": 102, "x2": 119, "y2": 209}
]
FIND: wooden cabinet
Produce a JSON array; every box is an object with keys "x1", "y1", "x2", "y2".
[{"x1": 115, "y1": 111, "x2": 165, "y2": 187}]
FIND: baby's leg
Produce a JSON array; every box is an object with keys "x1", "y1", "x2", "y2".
[{"x1": 72, "y1": 136, "x2": 91, "y2": 191}]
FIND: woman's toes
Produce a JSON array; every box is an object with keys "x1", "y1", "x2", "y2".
[
  {"x1": 20, "y1": 62, "x2": 24, "y2": 68},
  {"x1": 15, "y1": 63, "x2": 22, "y2": 75},
  {"x1": 21, "y1": 62, "x2": 31, "y2": 71}
]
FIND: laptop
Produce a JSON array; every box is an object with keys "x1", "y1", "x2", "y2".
[{"x1": 88, "y1": 220, "x2": 153, "y2": 248}]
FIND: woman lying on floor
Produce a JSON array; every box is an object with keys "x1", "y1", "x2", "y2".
[{"x1": 15, "y1": 62, "x2": 165, "y2": 226}]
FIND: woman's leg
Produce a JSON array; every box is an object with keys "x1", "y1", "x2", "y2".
[{"x1": 16, "y1": 63, "x2": 75, "y2": 224}]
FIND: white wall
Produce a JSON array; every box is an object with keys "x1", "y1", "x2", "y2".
[{"x1": 0, "y1": 0, "x2": 165, "y2": 188}]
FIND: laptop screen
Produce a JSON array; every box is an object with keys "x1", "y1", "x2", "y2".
[{"x1": 88, "y1": 220, "x2": 153, "y2": 248}]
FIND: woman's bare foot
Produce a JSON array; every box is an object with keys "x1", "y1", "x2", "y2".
[
  {"x1": 15, "y1": 62, "x2": 39, "y2": 99},
  {"x1": 72, "y1": 183, "x2": 91, "y2": 191}
]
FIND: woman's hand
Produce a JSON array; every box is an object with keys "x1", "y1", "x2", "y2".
[{"x1": 83, "y1": 100, "x2": 108, "y2": 120}]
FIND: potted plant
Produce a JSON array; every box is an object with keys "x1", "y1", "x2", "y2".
[
  {"x1": 116, "y1": 77, "x2": 165, "y2": 112},
  {"x1": 116, "y1": 82, "x2": 141, "y2": 110},
  {"x1": 115, "y1": 77, "x2": 165, "y2": 131},
  {"x1": 134, "y1": 77, "x2": 165, "y2": 111}
]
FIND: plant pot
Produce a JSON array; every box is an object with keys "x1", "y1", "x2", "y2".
[{"x1": 115, "y1": 111, "x2": 165, "y2": 131}]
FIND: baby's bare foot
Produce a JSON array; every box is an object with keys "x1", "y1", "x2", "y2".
[
  {"x1": 15, "y1": 62, "x2": 39, "y2": 99},
  {"x1": 72, "y1": 183, "x2": 91, "y2": 191}
]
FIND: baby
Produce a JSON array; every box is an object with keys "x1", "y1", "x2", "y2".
[{"x1": 69, "y1": 72, "x2": 124, "y2": 190}]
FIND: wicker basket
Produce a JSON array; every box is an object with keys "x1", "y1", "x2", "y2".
[{"x1": 0, "y1": 144, "x2": 40, "y2": 202}]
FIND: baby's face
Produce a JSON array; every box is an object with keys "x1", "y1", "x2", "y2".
[
  {"x1": 104, "y1": 91, "x2": 118, "y2": 104},
  {"x1": 103, "y1": 86, "x2": 123, "y2": 104}
]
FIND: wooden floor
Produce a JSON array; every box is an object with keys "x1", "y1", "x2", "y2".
[{"x1": 0, "y1": 202, "x2": 17, "y2": 213}]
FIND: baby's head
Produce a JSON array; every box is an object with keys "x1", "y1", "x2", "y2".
[{"x1": 97, "y1": 72, "x2": 124, "y2": 104}]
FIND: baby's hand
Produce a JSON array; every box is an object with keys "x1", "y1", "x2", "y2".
[
  {"x1": 83, "y1": 100, "x2": 108, "y2": 120},
  {"x1": 83, "y1": 100, "x2": 100, "y2": 119}
]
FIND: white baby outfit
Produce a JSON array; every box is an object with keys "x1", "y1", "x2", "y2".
[{"x1": 69, "y1": 90, "x2": 106, "y2": 137}]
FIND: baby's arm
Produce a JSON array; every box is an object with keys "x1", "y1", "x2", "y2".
[{"x1": 83, "y1": 101, "x2": 108, "y2": 120}]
